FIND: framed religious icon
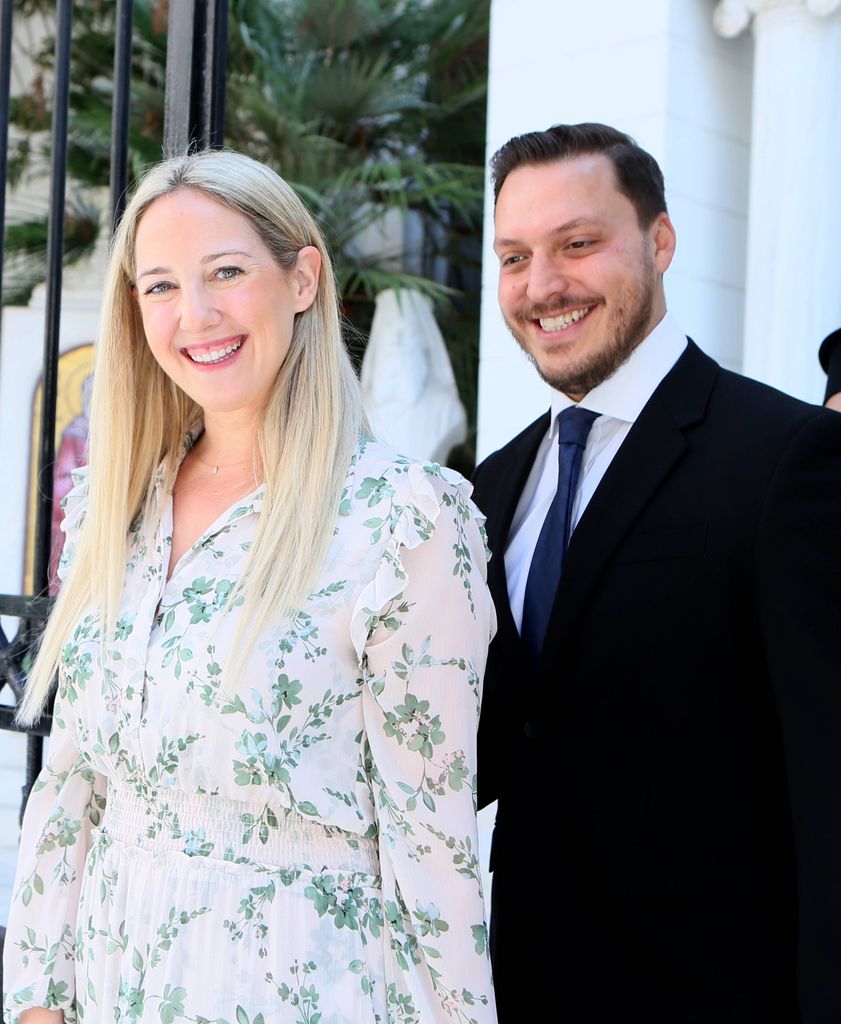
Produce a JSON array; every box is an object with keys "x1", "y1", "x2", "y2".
[{"x1": 24, "y1": 343, "x2": 95, "y2": 595}]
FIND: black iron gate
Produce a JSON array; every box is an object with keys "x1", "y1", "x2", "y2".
[{"x1": 0, "y1": 0, "x2": 229, "y2": 824}]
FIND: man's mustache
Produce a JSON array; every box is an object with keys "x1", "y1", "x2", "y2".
[{"x1": 515, "y1": 297, "x2": 600, "y2": 321}]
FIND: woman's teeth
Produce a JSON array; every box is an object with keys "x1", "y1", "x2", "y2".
[
  {"x1": 539, "y1": 306, "x2": 592, "y2": 331},
  {"x1": 189, "y1": 338, "x2": 243, "y2": 364}
]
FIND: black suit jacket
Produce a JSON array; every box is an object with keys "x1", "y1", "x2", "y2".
[{"x1": 472, "y1": 341, "x2": 841, "y2": 1024}]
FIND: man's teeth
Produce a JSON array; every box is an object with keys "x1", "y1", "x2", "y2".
[
  {"x1": 539, "y1": 307, "x2": 592, "y2": 331},
  {"x1": 189, "y1": 339, "x2": 243, "y2": 364}
]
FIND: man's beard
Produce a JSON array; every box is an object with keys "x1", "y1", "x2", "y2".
[{"x1": 506, "y1": 254, "x2": 657, "y2": 397}]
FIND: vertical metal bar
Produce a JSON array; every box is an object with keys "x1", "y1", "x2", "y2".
[
  {"x1": 32, "y1": 0, "x2": 73, "y2": 598},
  {"x1": 205, "y1": 0, "x2": 228, "y2": 149},
  {"x1": 0, "y1": 0, "x2": 15, "y2": 343},
  {"x1": 164, "y1": 0, "x2": 200, "y2": 156},
  {"x1": 109, "y1": 0, "x2": 135, "y2": 232},
  {"x1": 164, "y1": 0, "x2": 227, "y2": 156}
]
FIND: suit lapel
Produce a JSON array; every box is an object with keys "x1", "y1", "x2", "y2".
[
  {"x1": 478, "y1": 414, "x2": 548, "y2": 656},
  {"x1": 538, "y1": 341, "x2": 719, "y2": 685}
]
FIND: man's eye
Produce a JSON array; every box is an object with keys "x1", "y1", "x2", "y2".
[
  {"x1": 568, "y1": 240, "x2": 590, "y2": 250},
  {"x1": 502, "y1": 255, "x2": 523, "y2": 266},
  {"x1": 215, "y1": 266, "x2": 243, "y2": 281}
]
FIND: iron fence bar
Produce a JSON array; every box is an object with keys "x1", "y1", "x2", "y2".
[
  {"x1": 164, "y1": 0, "x2": 202, "y2": 156},
  {"x1": 0, "y1": 0, "x2": 14, "y2": 344},
  {"x1": 164, "y1": 0, "x2": 228, "y2": 156},
  {"x1": 204, "y1": 0, "x2": 228, "y2": 150},
  {"x1": 15, "y1": 0, "x2": 75, "y2": 812},
  {"x1": 0, "y1": 595, "x2": 53, "y2": 619},
  {"x1": 32, "y1": 0, "x2": 73, "y2": 600},
  {"x1": 0, "y1": 706, "x2": 50, "y2": 737},
  {"x1": 109, "y1": 0, "x2": 135, "y2": 231}
]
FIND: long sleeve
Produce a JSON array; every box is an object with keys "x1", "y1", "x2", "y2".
[
  {"x1": 3, "y1": 683, "x2": 107, "y2": 1024},
  {"x1": 352, "y1": 464, "x2": 497, "y2": 1023},
  {"x1": 4, "y1": 466, "x2": 104, "y2": 1024}
]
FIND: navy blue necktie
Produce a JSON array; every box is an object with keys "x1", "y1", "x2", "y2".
[{"x1": 520, "y1": 406, "x2": 599, "y2": 658}]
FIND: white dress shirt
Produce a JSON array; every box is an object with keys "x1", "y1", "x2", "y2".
[{"x1": 505, "y1": 313, "x2": 688, "y2": 630}]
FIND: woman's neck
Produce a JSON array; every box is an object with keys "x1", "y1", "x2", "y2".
[{"x1": 193, "y1": 409, "x2": 259, "y2": 471}]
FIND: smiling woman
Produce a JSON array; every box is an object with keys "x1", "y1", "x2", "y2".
[{"x1": 4, "y1": 152, "x2": 497, "y2": 1024}]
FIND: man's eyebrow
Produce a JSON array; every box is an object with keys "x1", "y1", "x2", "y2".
[
  {"x1": 494, "y1": 217, "x2": 600, "y2": 250},
  {"x1": 135, "y1": 250, "x2": 254, "y2": 281}
]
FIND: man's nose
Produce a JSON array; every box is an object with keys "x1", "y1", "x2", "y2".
[
  {"x1": 526, "y1": 253, "x2": 570, "y2": 304},
  {"x1": 179, "y1": 284, "x2": 221, "y2": 333}
]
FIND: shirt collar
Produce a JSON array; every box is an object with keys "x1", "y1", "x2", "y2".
[{"x1": 549, "y1": 311, "x2": 688, "y2": 428}]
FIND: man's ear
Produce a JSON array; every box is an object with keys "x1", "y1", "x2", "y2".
[
  {"x1": 291, "y1": 246, "x2": 321, "y2": 313},
  {"x1": 651, "y1": 212, "x2": 676, "y2": 274}
]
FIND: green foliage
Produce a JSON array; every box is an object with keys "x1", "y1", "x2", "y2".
[{"x1": 5, "y1": 0, "x2": 489, "y2": 458}]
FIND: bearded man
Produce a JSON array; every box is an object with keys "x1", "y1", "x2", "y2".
[{"x1": 473, "y1": 122, "x2": 841, "y2": 1024}]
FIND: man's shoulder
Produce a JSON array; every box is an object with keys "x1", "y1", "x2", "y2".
[
  {"x1": 474, "y1": 411, "x2": 549, "y2": 483},
  {"x1": 708, "y1": 361, "x2": 831, "y2": 436},
  {"x1": 669, "y1": 340, "x2": 830, "y2": 438}
]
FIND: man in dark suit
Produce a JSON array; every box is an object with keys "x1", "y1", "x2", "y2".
[{"x1": 473, "y1": 122, "x2": 841, "y2": 1024}]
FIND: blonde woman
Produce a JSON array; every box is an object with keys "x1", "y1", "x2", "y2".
[{"x1": 3, "y1": 151, "x2": 496, "y2": 1024}]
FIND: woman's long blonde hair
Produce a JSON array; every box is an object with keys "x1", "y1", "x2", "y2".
[{"x1": 19, "y1": 150, "x2": 366, "y2": 724}]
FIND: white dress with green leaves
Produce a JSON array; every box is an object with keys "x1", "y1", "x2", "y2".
[{"x1": 3, "y1": 437, "x2": 497, "y2": 1024}]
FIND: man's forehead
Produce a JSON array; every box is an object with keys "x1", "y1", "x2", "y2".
[
  {"x1": 494, "y1": 156, "x2": 625, "y2": 236},
  {"x1": 497, "y1": 154, "x2": 617, "y2": 205}
]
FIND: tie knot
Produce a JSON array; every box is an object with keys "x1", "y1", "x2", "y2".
[{"x1": 557, "y1": 406, "x2": 599, "y2": 448}]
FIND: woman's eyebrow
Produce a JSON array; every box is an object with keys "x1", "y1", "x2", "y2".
[{"x1": 135, "y1": 250, "x2": 254, "y2": 280}]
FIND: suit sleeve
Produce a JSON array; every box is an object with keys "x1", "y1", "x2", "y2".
[{"x1": 754, "y1": 409, "x2": 841, "y2": 1023}]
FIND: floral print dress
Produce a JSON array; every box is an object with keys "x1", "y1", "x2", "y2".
[{"x1": 3, "y1": 438, "x2": 497, "y2": 1024}]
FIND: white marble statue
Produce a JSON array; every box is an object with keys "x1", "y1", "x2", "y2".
[{"x1": 361, "y1": 288, "x2": 467, "y2": 464}]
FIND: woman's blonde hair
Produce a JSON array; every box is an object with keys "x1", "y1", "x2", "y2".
[{"x1": 19, "y1": 150, "x2": 366, "y2": 723}]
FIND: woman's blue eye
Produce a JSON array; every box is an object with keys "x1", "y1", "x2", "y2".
[
  {"x1": 144, "y1": 281, "x2": 173, "y2": 295},
  {"x1": 216, "y1": 266, "x2": 243, "y2": 280}
]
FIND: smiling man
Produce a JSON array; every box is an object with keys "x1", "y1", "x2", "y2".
[{"x1": 472, "y1": 123, "x2": 841, "y2": 1023}]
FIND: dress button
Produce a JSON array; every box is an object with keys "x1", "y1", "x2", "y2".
[{"x1": 524, "y1": 720, "x2": 538, "y2": 739}]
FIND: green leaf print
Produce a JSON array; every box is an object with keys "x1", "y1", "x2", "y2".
[{"x1": 159, "y1": 983, "x2": 187, "y2": 1023}]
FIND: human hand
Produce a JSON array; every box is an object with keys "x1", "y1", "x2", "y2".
[
  {"x1": 18, "y1": 1010, "x2": 64, "y2": 1023},
  {"x1": 826, "y1": 392, "x2": 841, "y2": 412}
]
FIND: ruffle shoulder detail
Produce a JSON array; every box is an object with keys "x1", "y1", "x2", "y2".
[{"x1": 348, "y1": 450, "x2": 487, "y2": 661}]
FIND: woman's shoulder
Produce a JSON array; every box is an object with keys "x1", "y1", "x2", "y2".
[
  {"x1": 345, "y1": 435, "x2": 475, "y2": 510},
  {"x1": 340, "y1": 435, "x2": 486, "y2": 549}
]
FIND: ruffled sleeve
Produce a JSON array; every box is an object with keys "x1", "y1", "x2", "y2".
[
  {"x1": 3, "y1": 464, "x2": 106, "y2": 1024},
  {"x1": 56, "y1": 465, "x2": 89, "y2": 583},
  {"x1": 351, "y1": 462, "x2": 498, "y2": 1023}
]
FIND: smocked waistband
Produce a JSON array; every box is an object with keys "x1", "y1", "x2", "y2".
[{"x1": 101, "y1": 783, "x2": 379, "y2": 875}]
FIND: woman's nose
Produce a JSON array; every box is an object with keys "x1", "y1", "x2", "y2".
[{"x1": 178, "y1": 285, "x2": 221, "y2": 333}]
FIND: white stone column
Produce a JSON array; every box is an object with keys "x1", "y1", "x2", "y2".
[{"x1": 714, "y1": 0, "x2": 841, "y2": 402}]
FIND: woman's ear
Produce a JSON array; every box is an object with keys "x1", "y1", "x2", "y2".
[{"x1": 291, "y1": 246, "x2": 322, "y2": 313}]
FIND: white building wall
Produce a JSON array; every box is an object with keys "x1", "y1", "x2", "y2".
[{"x1": 478, "y1": 0, "x2": 753, "y2": 458}]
